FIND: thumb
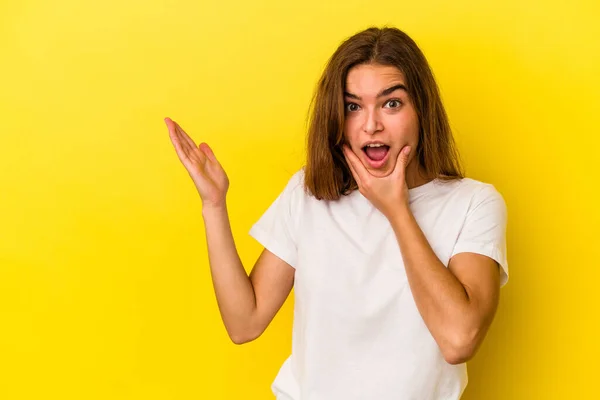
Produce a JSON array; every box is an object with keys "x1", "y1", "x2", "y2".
[
  {"x1": 396, "y1": 146, "x2": 411, "y2": 171},
  {"x1": 199, "y1": 142, "x2": 218, "y2": 164}
]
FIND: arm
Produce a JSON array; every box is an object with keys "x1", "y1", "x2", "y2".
[
  {"x1": 166, "y1": 117, "x2": 294, "y2": 345},
  {"x1": 389, "y1": 206, "x2": 500, "y2": 364},
  {"x1": 342, "y1": 144, "x2": 502, "y2": 364},
  {"x1": 203, "y1": 205, "x2": 295, "y2": 344}
]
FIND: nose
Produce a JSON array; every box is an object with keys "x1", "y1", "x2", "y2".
[{"x1": 362, "y1": 108, "x2": 383, "y2": 135}]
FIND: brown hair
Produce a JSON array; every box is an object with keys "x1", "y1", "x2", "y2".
[{"x1": 304, "y1": 26, "x2": 464, "y2": 200}]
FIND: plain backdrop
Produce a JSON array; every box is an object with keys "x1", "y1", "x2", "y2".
[{"x1": 1, "y1": 0, "x2": 599, "y2": 398}]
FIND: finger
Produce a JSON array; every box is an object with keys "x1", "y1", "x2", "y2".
[
  {"x1": 173, "y1": 120, "x2": 199, "y2": 150},
  {"x1": 165, "y1": 118, "x2": 188, "y2": 150},
  {"x1": 166, "y1": 118, "x2": 206, "y2": 168},
  {"x1": 168, "y1": 125, "x2": 188, "y2": 160},
  {"x1": 165, "y1": 118, "x2": 202, "y2": 158},
  {"x1": 199, "y1": 142, "x2": 218, "y2": 164},
  {"x1": 343, "y1": 146, "x2": 363, "y2": 185},
  {"x1": 200, "y1": 143, "x2": 226, "y2": 180},
  {"x1": 166, "y1": 118, "x2": 191, "y2": 159},
  {"x1": 343, "y1": 145, "x2": 368, "y2": 186},
  {"x1": 342, "y1": 145, "x2": 360, "y2": 186},
  {"x1": 169, "y1": 119, "x2": 207, "y2": 165},
  {"x1": 173, "y1": 121, "x2": 207, "y2": 164},
  {"x1": 165, "y1": 117, "x2": 178, "y2": 143},
  {"x1": 346, "y1": 156, "x2": 361, "y2": 187},
  {"x1": 394, "y1": 145, "x2": 411, "y2": 177},
  {"x1": 177, "y1": 124, "x2": 208, "y2": 166}
]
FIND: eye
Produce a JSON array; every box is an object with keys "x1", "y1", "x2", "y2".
[
  {"x1": 384, "y1": 99, "x2": 402, "y2": 109},
  {"x1": 345, "y1": 103, "x2": 360, "y2": 112}
]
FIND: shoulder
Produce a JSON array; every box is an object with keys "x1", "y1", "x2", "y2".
[
  {"x1": 274, "y1": 168, "x2": 310, "y2": 209},
  {"x1": 289, "y1": 168, "x2": 305, "y2": 187},
  {"x1": 439, "y1": 176, "x2": 502, "y2": 198},
  {"x1": 454, "y1": 177, "x2": 507, "y2": 215},
  {"x1": 281, "y1": 168, "x2": 306, "y2": 196},
  {"x1": 460, "y1": 177, "x2": 504, "y2": 197},
  {"x1": 428, "y1": 176, "x2": 506, "y2": 215}
]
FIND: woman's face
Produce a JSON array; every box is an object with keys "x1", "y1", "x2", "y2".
[{"x1": 343, "y1": 63, "x2": 420, "y2": 179}]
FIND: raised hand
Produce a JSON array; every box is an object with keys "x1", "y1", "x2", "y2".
[{"x1": 165, "y1": 117, "x2": 229, "y2": 209}]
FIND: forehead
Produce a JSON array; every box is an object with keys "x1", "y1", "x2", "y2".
[{"x1": 345, "y1": 64, "x2": 406, "y2": 94}]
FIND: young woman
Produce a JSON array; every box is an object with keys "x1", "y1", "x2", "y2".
[{"x1": 165, "y1": 26, "x2": 508, "y2": 400}]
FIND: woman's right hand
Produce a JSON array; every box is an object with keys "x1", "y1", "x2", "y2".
[{"x1": 165, "y1": 117, "x2": 229, "y2": 209}]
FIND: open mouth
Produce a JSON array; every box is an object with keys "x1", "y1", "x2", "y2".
[{"x1": 362, "y1": 144, "x2": 390, "y2": 168}]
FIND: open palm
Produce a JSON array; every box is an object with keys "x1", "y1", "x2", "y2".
[{"x1": 165, "y1": 117, "x2": 229, "y2": 208}]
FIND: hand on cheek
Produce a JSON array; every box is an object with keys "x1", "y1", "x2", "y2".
[{"x1": 343, "y1": 145, "x2": 412, "y2": 219}]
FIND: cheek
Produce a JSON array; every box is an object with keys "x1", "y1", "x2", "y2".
[
  {"x1": 343, "y1": 120, "x2": 360, "y2": 146},
  {"x1": 406, "y1": 111, "x2": 420, "y2": 138},
  {"x1": 386, "y1": 113, "x2": 419, "y2": 142}
]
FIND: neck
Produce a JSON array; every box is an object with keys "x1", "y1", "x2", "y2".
[{"x1": 405, "y1": 161, "x2": 433, "y2": 189}]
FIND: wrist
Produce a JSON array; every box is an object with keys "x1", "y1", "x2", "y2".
[
  {"x1": 388, "y1": 202, "x2": 413, "y2": 227},
  {"x1": 202, "y1": 201, "x2": 228, "y2": 219}
]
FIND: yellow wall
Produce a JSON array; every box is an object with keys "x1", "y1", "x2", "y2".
[{"x1": 1, "y1": 0, "x2": 598, "y2": 398}]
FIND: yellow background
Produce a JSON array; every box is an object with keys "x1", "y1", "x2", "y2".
[{"x1": 1, "y1": 0, "x2": 598, "y2": 398}]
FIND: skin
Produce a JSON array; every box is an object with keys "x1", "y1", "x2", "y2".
[
  {"x1": 166, "y1": 117, "x2": 294, "y2": 345},
  {"x1": 343, "y1": 63, "x2": 501, "y2": 364},
  {"x1": 165, "y1": 64, "x2": 501, "y2": 364},
  {"x1": 342, "y1": 63, "x2": 431, "y2": 190}
]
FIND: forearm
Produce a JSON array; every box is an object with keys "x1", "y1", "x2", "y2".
[
  {"x1": 389, "y1": 206, "x2": 476, "y2": 360},
  {"x1": 202, "y1": 204, "x2": 257, "y2": 341}
]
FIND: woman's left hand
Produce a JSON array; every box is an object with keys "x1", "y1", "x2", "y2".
[{"x1": 343, "y1": 144, "x2": 412, "y2": 220}]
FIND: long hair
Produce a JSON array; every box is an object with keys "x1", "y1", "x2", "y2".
[{"x1": 304, "y1": 26, "x2": 464, "y2": 200}]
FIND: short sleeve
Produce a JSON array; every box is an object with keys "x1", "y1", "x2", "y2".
[
  {"x1": 249, "y1": 170, "x2": 304, "y2": 269},
  {"x1": 451, "y1": 184, "x2": 509, "y2": 287}
]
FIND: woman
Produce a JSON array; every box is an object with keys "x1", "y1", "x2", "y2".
[{"x1": 165, "y1": 26, "x2": 508, "y2": 400}]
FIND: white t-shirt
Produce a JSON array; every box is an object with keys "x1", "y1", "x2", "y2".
[{"x1": 249, "y1": 169, "x2": 508, "y2": 400}]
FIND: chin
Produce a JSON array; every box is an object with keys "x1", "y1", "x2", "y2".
[{"x1": 366, "y1": 163, "x2": 395, "y2": 178}]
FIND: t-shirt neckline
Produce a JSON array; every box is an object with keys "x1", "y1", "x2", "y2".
[{"x1": 408, "y1": 177, "x2": 439, "y2": 198}]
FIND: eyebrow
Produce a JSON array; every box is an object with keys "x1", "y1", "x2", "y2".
[{"x1": 344, "y1": 84, "x2": 408, "y2": 100}]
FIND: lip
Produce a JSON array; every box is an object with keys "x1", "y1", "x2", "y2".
[
  {"x1": 361, "y1": 146, "x2": 391, "y2": 169},
  {"x1": 362, "y1": 140, "x2": 389, "y2": 147}
]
